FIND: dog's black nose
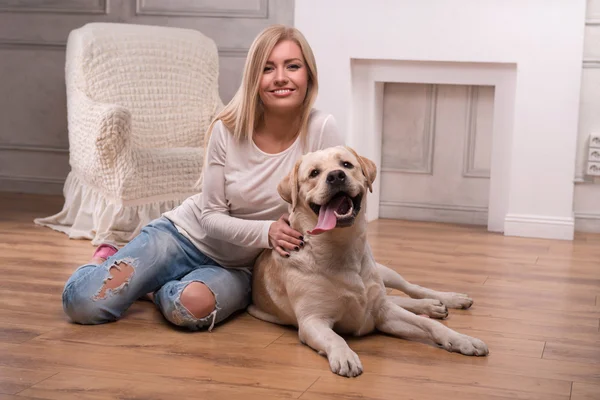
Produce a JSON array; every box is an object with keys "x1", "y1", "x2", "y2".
[{"x1": 326, "y1": 170, "x2": 346, "y2": 185}]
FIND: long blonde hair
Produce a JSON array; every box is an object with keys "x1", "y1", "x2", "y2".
[{"x1": 203, "y1": 24, "x2": 319, "y2": 151}]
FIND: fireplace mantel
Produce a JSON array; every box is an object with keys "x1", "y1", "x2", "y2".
[{"x1": 295, "y1": 0, "x2": 587, "y2": 240}]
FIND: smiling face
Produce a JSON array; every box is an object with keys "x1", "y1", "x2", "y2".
[
  {"x1": 278, "y1": 146, "x2": 377, "y2": 235},
  {"x1": 258, "y1": 39, "x2": 309, "y2": 114}
]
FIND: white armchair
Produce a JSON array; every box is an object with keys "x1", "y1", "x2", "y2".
[{"x1": 35, "y1": 22, "x2": 224, "y2": 245}]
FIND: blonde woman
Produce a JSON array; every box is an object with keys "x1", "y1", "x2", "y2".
[{"x1": 62, "y1": 24, "x2": 344, "y2": 331}]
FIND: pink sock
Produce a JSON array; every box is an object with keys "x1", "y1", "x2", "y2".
[{"x1": 93, "y1": 243, "x2": 118, "y2": 260}]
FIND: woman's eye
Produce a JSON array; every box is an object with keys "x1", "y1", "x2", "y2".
[
  {"x1": 287, "y1": 64, "x2": 301, "y2": 70},
  {"x1": 342, "y1": 161, "x2": 354, "y2": 169},
  {"x1": 310, "y1": 169, "x2": 320, "y2": 178},
  {"x1": 263, "y1": 66, "x2": 273, "y2": 73}
]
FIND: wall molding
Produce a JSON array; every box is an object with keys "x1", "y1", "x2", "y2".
[
  {"x1": 574, "y1": 173, "x2": 597, "y2": 183},
  {"x1": 0, "y1": 174, "x2": 65, "y2": 195},
  {"x1": 583, "y1": 58, "x2": 600, "y2": 68},
  {"x1": 574, "y1": 175, "x2": 588, "y2": 183},
  {"x1": 0, "y1": 174, "x2": 64, "y2": 184},
  {"x1": 135, "y1": 0, "x2": 268, "y2": 18},
  {"x1": 0, "y1": 40, "x2": 249, "y2": 59},
  {"x1": 574, "y1": 212, "x2": 600, "y2": 221},
  {"x1": 0, "y1": 39, "x2": 66, "y2": 50},
  {"x1": 380, "y1": 200, "x2": 487, "y2": 213},
  {"x1": 379, "y1": 200, "x2": 488, "y2": 226},
  {"x1": 0, "y1": 144, "x2": 69, "y2": 153},
  {"x1": 381, "y1": 84, "x2": 437, "y2": 175},
  {"x1": 462, "y1": 86, "x2": 491, "y2": 178},
  {"x1": 574, "y1": 212, "x2": 600, "y2": 233},
  {"x1": 0, "y1": 175, "x2": 65, "y2": 195},
  {"x1": 0, "y1": 0, "x2": 108, "y2": 15},
  {"x1": 218, "y1": 47, "x2": 248, "y2": 58}
]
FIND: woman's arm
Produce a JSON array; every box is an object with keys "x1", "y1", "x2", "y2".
[{"x1": 198, "y1": 121, "x2": 272, "y2": 249}]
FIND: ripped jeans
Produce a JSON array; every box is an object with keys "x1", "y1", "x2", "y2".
[{"x1": 62, "y1": 217, "x2": 252, "y2": 331}]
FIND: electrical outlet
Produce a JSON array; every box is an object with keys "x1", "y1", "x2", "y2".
[
  {"x1": 586, "y1": 162, "x2": 600, "y2": 176},
  {"x1": 589, "y1": 148, "x2": 600, "y2": 162},
  {"x1": 590, "y1": 133, "x2": 600, "y2": 148}
]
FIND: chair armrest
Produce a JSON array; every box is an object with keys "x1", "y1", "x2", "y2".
[{"x1": 67, "y1": 88, "x2": 132, "y2": 192}]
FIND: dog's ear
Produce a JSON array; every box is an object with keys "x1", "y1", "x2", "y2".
[
  {"x1": 277, "y1": 158, "x2": 301, "y2": 210},
  {"x1": 344, "y1": 146, "x2": 377, "y2": 193}
]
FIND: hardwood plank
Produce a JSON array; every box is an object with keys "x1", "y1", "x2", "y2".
[
  {"x1": 453, "y1": 244, "x2": 542, "y2": 264},
  {"x1": 441, "y1": 314, "x2": 600, "y2": 345},
  {"x1": 0, "y1": 365, "x2": 57, "y2": 395},
  {"x1": 543, "y1": 341, "x2": 600, "y2": 365},
  {"x1": 0, "y1": 290, "x2": 66, "y2": 315},
  {"x1": 571, "y1": 382, "x2": 600, "y2": 400},
  {"x1": 35, "y1": 315, "x2": 287, "y2": 350},
  {"x1": 0, "y1": 309, "x2": 67, "y2": 329},
  {"x1": 19, "y1": 371, "x2": 302, "y2": 400},
  {"x1": 433, "y1": 255, "x2": 600, "y2": 281},
  {"x1": 303, "y1": 372, "x2": 570, "y2": 400},
  {"x1": 432, "y1": 284, "x2": 597, "y2": 313},
  {"x1": 451, "y1": 305, "x2": 600, "y2": 329},
  {"x1": 0, "y1": 340, "x2": 321, "y2": 393},
  {"x1": 0, "y1": 395, "x2": 41, "y2": 400},
  {"x1": 0, "y1": 322, "x2": 54, "y2": 344},
  {"x1": 272, "y1": 329, "x2": 546, "y2": 359},
  {"x1": 263, "y1": 337, "x2": 584, "y2": 389},
  {"x1": 484, "y1": 277, "x2": 600, "y2": 296}
]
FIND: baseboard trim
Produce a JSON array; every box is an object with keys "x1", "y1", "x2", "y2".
[
  {"x1": 504, "y1": 214, "x2": 574, "y2": 240},
  {"x1": 574, "y1": 212, "x2": 600, "y2": 233},
  {"x1": 575, "y1": 212, "x2": 600, "y2": 220},
  {"x1": 379, "y1": 201, "x2": 488, "y2": 226},
  {"x1": 0, "y1": 174, "x2": 65, "y2": 195}
]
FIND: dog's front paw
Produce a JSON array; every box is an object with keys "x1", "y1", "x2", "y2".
[
  {"x1": 439, "y1": 333, "x2": 489, "y2": 356},
  {"x1": 419, "y1": 299, "x2": 449, "y2": 319},
  {"x1": 328, "y1": 346, "x2": 363, "y2": 377},
  {"x1": 436, "y1": 292, "x2": 473, "y2": 309}
]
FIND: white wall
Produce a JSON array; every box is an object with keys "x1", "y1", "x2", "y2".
[{"x1": 295, "y1": 0, "x2": 587, "y2": 240}]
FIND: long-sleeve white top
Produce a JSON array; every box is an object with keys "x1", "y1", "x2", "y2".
[{"x1": 163, "y1": 108, "x2": 345, "y2": 269}]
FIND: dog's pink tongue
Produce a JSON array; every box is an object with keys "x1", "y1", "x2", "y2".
[{"x1": 307, "y1": 196, "x2": 345, "y2": 235}]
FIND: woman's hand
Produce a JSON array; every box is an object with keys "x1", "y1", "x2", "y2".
[{"x1": 269, "y1": 213, "x2": 304, "y2": 257}]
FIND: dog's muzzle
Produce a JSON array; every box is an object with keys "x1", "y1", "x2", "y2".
[{"x1": 307, "y1": 188, "x2": 363, "y2": 235}]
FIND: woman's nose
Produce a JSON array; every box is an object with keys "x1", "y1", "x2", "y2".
[{"x1": 275, "y1": 67, "x2": 288, "y2": 83}]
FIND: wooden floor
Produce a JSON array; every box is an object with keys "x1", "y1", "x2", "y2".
[{"x1": 1, "y1": 192, "x2": 599, "y2": 400}]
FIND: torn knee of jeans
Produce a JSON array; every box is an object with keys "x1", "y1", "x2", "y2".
[
  {"x1": 179, "y1": 281, "x2": 218, "y2": 318},
  {"x1": 93, "y1": 257, "x2": 136, "y2": 301},
  {"x1": 173, "y1": 283, "x2": 221, "y2": 332},
  {"x1": 172, "y1": 306, "x2": 219, "y2": 332}
]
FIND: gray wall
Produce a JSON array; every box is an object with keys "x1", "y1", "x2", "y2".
[{"x1": 0, "y1": 0, "x2": 294, "y2": 195}]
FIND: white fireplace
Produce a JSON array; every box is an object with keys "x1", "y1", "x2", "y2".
[{"x1": 294, "y1": 0, "x2": 587, "y2": 240}]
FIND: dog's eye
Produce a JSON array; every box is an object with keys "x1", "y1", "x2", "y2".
[
  {"x1": 309, "y1": 169, "x2": 320, "y2": 178},
  {"x1": 342, "y1": 161, "x2": 354, "y2": 169}
]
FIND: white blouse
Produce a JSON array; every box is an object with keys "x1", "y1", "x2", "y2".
[{"x1": 163, "y1": 109, "x2": 345, "y2": 269}]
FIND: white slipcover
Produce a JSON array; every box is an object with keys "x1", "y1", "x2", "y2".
[{"x1": 35, "y1": 22, "x2": 224, "y2": 245}]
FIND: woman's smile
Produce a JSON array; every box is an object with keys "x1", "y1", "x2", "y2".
[{"x1": 270, "y1": 88, "x2": 296, "y2": 97}]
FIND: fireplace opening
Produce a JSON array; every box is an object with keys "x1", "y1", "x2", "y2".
[{"x1": 379, "y1": 82, "x2": 495, "y2": 226}]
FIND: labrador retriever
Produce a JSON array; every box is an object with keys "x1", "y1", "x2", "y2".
[{"x1": 248, "y1": 146, "x2": 489, "y2": 377}]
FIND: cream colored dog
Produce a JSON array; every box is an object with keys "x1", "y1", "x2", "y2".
[{"x1": 248, "y1": 146, "x2": 489, "y2": 377}]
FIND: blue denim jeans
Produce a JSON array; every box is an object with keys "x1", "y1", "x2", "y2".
[{"x1": 62, "y1": 216, "x2": 252, "y2": 331}]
